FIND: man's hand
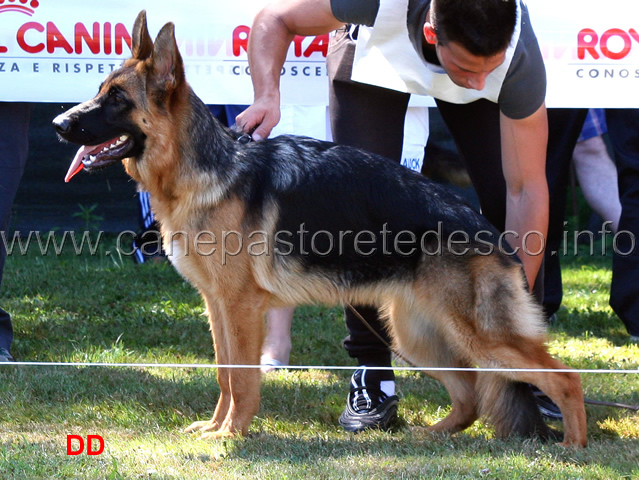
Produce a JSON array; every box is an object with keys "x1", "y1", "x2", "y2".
[
  {"x1": 239, "y1": 0, "x2": 344, "y2": 140},
  {"x1": 235, "y1": 95, "x2": 281, "y2": 141}
]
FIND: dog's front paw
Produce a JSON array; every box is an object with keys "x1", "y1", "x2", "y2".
[
  {"x1": 185, "y1": 419, "x2": 246, "y2": 439},
  {"x1": 558, "y1": 438, "x2": 588, "y2": 449},
  {"x1": 199, "y1": 430, "x2": 237, "y2": 439},
  {"x1": 184, "y1": 419, "x2": 219, "y2": 434}
]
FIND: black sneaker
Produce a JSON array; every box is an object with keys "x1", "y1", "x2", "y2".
[
  {"x1": 339, "y1": 368, "x2": 399, "y2": 433},
  {"x1": 530, "y1": 385, "x2": 563, "y2": 420}
]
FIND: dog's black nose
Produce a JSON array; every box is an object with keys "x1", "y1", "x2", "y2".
[{"x1": 52, "y1": 114, "x2": 71, "y2": 135}]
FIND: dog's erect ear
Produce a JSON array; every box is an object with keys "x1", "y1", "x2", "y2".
[
  {"x1": 149, "y1": 22, "x2": 184, "y2": 91},
  {"x1": 132, "y1": 10, "x2": 153, "y2": 60}
]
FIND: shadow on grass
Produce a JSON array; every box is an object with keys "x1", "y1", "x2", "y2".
[
  {"x1": 229, "y1": 433, "x2": 639, "y2": 475},
  {"x1": 2, "y1": 246, "x2": 637, "y2": 478},
  {"x1": 2, "y1": 362, "x2": 634, "y2": 440},
  {"x1": 2, "y1": 359, "x2": 639, "y2": 479}
]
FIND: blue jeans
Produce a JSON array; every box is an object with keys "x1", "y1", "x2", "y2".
[{"x1": 0, "y1": 102, "x2": 31, "y2": 352}]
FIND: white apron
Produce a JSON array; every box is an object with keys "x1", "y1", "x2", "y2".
[{"x1": 351, "y1": 0, "x2": 522, "y2": 104}]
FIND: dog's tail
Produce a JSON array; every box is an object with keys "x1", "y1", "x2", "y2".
[{"x1": 477, "y1": 373, "x2": 553, "y2": 440}]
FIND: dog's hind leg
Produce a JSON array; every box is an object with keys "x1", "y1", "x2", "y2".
[
  {"x1": 442, "y1": 256, "x2": 588, "y2": 446},
  {"x1": 386, "y1": 299, "x2": 479, "y2": 434},
  {"x1": 525, "y1": 354, "x2": 587, "y2": 448},
  {"x1": 423, "y1": 360, "x2": 479, "y2": 435},
  {"x1": 475, "y1": 342, "x2": 587, "y2": 447},
  {"x1": 185, "y1": 286, "x2": 269, "y2": 438}
]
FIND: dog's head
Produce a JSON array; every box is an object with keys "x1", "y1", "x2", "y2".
[{"x1": 53, "y1": 10, "x2": 185, "y2": 182}]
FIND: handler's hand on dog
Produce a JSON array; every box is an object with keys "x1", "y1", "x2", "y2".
[{"x1": 236, "y1": 98, "x2": 281, "y2": 142}]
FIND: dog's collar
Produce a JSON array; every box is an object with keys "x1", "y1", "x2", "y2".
[
  {"x1": 236, "y1": 134, "x2": 253, "y2": 144},
  {"x1": 229, "y1": 124, "x2": 253, "y2": 145}
]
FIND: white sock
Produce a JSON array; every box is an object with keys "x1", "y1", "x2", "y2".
[{"x1": 379, "y1": 380, "x2": 395, "y2": 397}]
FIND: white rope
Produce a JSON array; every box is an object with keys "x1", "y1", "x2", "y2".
[{"x1": 2, "y1": 361, "x2": 638, "y2": 374}]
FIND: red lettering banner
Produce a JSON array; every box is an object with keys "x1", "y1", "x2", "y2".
[{"x1": 0, "y1": 0, "x2": 638, "y2": 107}]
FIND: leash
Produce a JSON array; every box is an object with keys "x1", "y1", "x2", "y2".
[
  {"x1": 230, "y1": 123, "x2": 253, "y2": 145},
  {"x1": 532, "y1": 392, "x2": 639, "y2": 412},
  {"x1": 346, "y1": 302, "x2": 639, "y2": 411},
  {"x1": 584, "y1": 399, "x2": 638, "y2": 411},
  {"x1": 236, "y1": 133, "x2": 253, "y2": 145},
  {"x1": 345, "y1": 301, "x2": 417, "y2": 368}
]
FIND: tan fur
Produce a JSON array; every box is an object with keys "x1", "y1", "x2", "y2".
[{"x1": 58, "y1": 11, "x2": 587, "y2": 447}]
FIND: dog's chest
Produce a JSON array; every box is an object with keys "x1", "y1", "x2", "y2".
[
  {"x1": 163, "y1": 229, "x2": 214, "y2": 293},
  {"x1": 157, "y1": 198, "x2": 250, "y2": 292}
]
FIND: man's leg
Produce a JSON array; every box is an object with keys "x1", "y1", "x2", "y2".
[
  {"x1": 0, "y1": 102, "x2": 31, "y2": 359},
  {"x1": 327, "y1": 27, "x2": 409, "y2": 431},
  {"x1": 542, "y1": 109, "x2": 589, "y2": 318},
  {"x1": 434, "y1": 99, "x2": 505, "y2": 229},
  {"x1": 606, "y1": 108, "x2": 639, "y2": 340}
]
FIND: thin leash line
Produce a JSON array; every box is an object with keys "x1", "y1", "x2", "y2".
[
  {"x1": 2, "y1": 361, "x2": 638, "y2": 374},
  {"x1": 345, "y1": 302, "x2": 417, "y2": 368}
]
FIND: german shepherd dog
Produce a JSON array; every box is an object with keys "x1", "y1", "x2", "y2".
[{"x1": 53, "y1": 11, "x2": 587, "y2": 447}]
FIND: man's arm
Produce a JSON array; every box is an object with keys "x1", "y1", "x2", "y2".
[
  {"x1": 500, "y1": 103, "x2": 549, "y2": 291},
  {"x1": 235, "y1": 0, "x2": 344, "y2": 140}
]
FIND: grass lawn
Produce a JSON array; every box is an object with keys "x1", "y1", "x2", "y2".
[{"x1": 0, "y1": 235, "x2": 638, "y2": 479}]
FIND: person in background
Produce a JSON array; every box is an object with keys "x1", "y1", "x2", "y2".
[
  {"x1": 544, "y1": 108, "x2": 639, "y2": 343},
  {"x1": 572, "y1": 109, "x2": 621, "y2": 234},
  {"x1": 0, "y1": 102, "x2": 31, "y2": 362},
  {"x1": 260, "y1": 306, "x2": 294, "y2": 373},
  {"x1": 210, "y1": 106, "x2": 298, "y2": 373},
  {"x1": 601, "y1": 108, "x2": 639, "y2": 342},
  {"x1": 545, "y1": 109, "x2": 620, "y2": 320}
]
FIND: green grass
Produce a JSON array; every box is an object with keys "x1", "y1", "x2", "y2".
[{"x1": 1, "y1": 235, "x2": 638, "y2": 479}]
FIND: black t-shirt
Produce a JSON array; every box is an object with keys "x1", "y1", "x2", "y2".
[{"x1": 330, "y1": 0, "x2": 546, "y2": 119}]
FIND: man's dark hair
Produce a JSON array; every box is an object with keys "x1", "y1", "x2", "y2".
[{"x1": 431, "y1": 0, "x2": 517, "y2": 57}]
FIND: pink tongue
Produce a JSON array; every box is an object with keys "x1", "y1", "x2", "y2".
[{"x1": 64, "y1": 145, "x2": 93, "y2": 183}]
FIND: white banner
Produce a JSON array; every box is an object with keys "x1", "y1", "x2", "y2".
[
  {"x1": 531, "y1": 0, "x2": 639, "y2": 108},
  {"x1": 0, "y1": 0, "x2": 328, "y2": 105},
  {"x1": 0, "y1": 0, "x2": 638, "y2": 107}
]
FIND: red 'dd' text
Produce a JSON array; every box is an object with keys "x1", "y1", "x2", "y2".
[{"x1": 66, "y1": 434, "x2": 105, "y2": 456}]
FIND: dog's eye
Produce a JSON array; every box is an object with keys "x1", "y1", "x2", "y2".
[{"x1": 108, "y1": 87, "x2": 125, "y2": 103}]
